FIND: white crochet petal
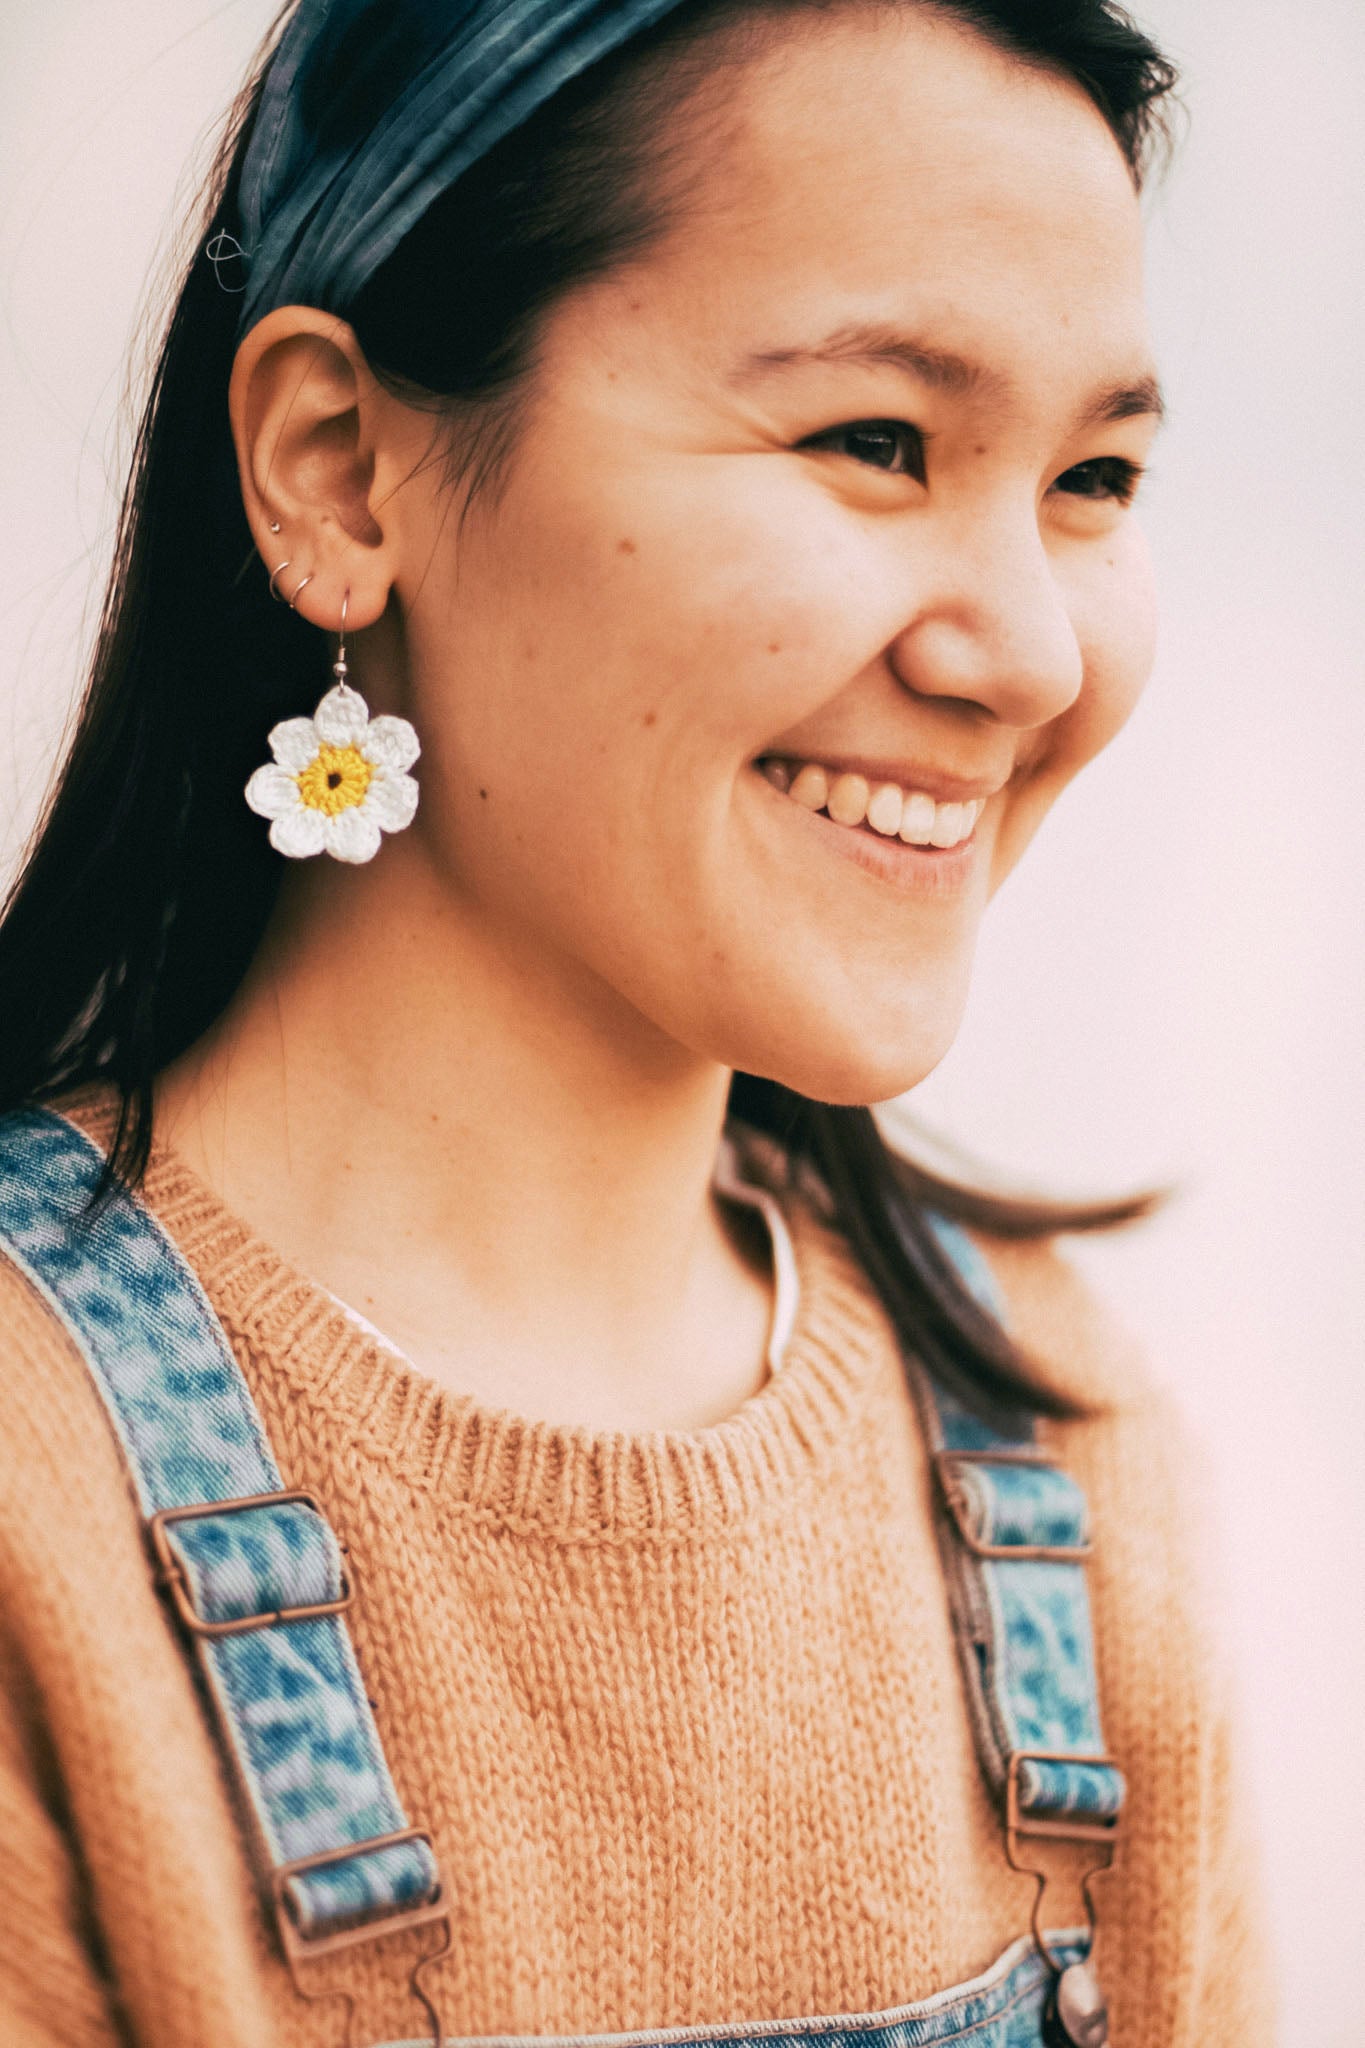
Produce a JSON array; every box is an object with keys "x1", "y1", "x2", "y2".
[
  {"x1": 362, "y1": 715, "x2": 420, "y2": 772},
  {"x1": 364, "y1": 769, "x2": 420, "y2": 832},
  {"x1": 268, "y1": 718, "x2": 321, "y2": 771},
  {"x1": 245, "y1": 764, "x2": 301, "y2": 819},
  {"x1": 313, "y1": 685, "x2": 369, "y2": 748},
  {"x1": 325, "y1": 806, "x2": 383, "y2": 863},
  {"x1": 270, "y1": 807, "x2": 328, "y2": 858}
]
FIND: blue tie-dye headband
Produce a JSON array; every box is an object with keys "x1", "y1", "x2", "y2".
[{"x1": 235, "y1": 0, "x2": 688, "y2": 334}]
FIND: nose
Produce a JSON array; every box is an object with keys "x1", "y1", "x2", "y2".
[{"x1": 885, "y1": 510, "x2": 1083, "y2": 729}]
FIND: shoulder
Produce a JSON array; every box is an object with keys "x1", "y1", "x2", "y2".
[
  {"x1": 0, "y1": 1232, "x2": 160, "y2": 1688},
  {"x1": 0, "y1": 1098, "x2": 160, "y2": 1556},
  {"x1": 963, "y1": 1235, "x2": 1267, "y2": 2033},
  {"x1": 0, "y1": 1227, "x2": 131, "y2": 1482},
  {"x1": 962, "y1": 1222, "x2": 1227, "y2": 1593},
  {"x1": 966, "y1": 1221, "x2": 1230, "y2": 1646},
  {"x1": 964, "y1": 1223, "x2": 1158, "y2": 1413},
  {"x1": 970, "y1": 1219, "x2": 1237, "y2": 1691},
  {"x1": 0, "y1": 1093, "x2": 121, "y2": 1409},
  {"x1": 0, "y1": 1236, "x2": 74, "y2": 1383}
]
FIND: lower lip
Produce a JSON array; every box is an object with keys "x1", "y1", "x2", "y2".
[{"x1": 751, "y1": 767, "x2": 981, "y2": 894}]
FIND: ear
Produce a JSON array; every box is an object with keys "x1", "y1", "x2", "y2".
[{"x1": 229, "y1": 307, "x2": 420, "y2": 638}]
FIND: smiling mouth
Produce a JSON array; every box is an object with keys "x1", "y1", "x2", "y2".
[{"x1": 757, "y1": 757, "x2": 986, "y2": 848}]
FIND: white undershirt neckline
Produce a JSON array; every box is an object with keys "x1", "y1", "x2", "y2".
[
  {"x1": 326, "y1": 1129, "x2": 802, "y2": 1383},
  {"x1": 710, "y1": 1130, "x2": 800, "y2": 1377}
]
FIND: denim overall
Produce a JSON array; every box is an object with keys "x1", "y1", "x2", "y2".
[{"x1": 0, "y1": 1108, "x2": 1122, "y2": 2048}]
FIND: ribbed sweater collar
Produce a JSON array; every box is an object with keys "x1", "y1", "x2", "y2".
[{"x1": 57, "y1": 1087, "x2": 899, "y2": 1542}]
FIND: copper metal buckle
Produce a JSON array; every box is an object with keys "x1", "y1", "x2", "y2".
[
  {"x1": 1005, "y1": 1747, "x2": 1122, "y2": 1850},
  {"x1": 1005, "y1": 1748, "x2": 1120, "y2": 1983},
  {"x1": 270, "y1": 1826, "x2": 450, "y2": 1967},
  {"x1": 147, "y1": 1488, "x2": 355, "y2": 1638},
  {"x1": 933, "y1": 1447, "x2": 1092, "y2": 1563},
  {"x1": 271, "y1": 1829, "x2": 453, "y2": 2048}
]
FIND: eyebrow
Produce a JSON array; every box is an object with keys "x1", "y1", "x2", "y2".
[{"x1": 728, "y1": 321, "x2": 1166, "y2": 427}]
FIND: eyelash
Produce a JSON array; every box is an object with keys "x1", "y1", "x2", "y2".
[
  {"x1": 1053, "y1": 456, "x2": 1145, "y2": 506},
  {"x1": 804, "y1": 421, "x2": 1145, "y2": 506},
  {"x1": 805, "y1": 420, "x2": 927, "y2": 481}
]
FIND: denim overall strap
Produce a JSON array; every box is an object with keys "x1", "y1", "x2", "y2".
[
  {"x1": 915, "y1": 1214, "x2": 1123, "y2": 1911},
  {"x1": 0, "y1": 1107, "x2": 448, "y2": 1980},
  {"x1": 910, "y1": 1215, "x2": 1123, "y2": 2046}
]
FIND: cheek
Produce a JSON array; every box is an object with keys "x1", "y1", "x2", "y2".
[
  {"x1": 991, "y1": 527, "x2": 1157, "y2": 887},
  {"x1": 398, "y1": 445, "x2": 889, "y2": 992},
  {"x1": 1070, "y1": 528, "x2": 1158, "y2": 752},
  {"x1": 425, "y1": 443, "x2": 897, "y2": 804}
]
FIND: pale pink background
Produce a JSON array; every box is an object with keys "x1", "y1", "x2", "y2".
[{"x1": 2, "y1": 4, "x2": 1362, "y2": 2040}]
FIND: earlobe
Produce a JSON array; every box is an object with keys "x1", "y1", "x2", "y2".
[{"x1": 229, "y1": 307, "x2": 394, "y2": 634}]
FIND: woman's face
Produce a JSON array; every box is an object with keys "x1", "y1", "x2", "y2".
[{"x1": 384, "y1": 5, "x2": 1162, "y2": 1102}]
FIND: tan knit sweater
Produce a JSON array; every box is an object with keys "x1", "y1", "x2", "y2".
[{"x1": 0, "y1": 1092, "x2": 1269, "y2": 2047}]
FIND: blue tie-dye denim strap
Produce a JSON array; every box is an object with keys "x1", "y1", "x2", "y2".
[
  {"x1": 916, "y1": 1214, "x2": 1125, "y2": 1842},
  {"x1": 235, "y1": 0, "x2": 694, "y2": 333},
  {"x1": 0, "y1": 1106, "x2": 447, "y2": 1964}
]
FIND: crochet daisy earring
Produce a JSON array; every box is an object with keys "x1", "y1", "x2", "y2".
[{"x1": 245, "y1": 590, "x2": 420, "y2": 863}]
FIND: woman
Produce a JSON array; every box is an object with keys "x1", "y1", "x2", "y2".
[{"x1": 0, "y1": 1, "x2": 1268, "y2": 2044}]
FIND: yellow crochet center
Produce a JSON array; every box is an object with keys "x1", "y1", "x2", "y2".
[{"x1": 296, "y1": 745, "x2": 374, "y2": 816}]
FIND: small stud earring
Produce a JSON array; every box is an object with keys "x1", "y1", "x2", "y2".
[
  {"x1": 268, "y1": 520, "x2": 282, "y2": 535},
  {"x1": 245, "y1": 587, "x2": 422, "y2": 864}
]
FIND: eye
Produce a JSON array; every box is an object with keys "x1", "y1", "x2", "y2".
[
  {"x1": 800, "y1": 419, "x2": 927, "y2": 483},
  {"x1": 1052, "y1": 456, "x2": 1145, "y2": 506}
]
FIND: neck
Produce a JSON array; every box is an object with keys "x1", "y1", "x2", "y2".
[{"x1": 157, "y1": 838, "x2": 773, "y2": 1429}]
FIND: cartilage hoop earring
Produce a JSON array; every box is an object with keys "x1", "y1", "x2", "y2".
[{"x1": 245, "y1": 585, "x2": 421, "y2": 865}]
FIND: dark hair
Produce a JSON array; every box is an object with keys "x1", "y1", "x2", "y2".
[{"x1": 0, "y1": 0, "x2": 1177, "y2": 1425}]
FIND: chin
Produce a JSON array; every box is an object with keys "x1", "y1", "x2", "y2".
[
  {"x1": 767, "y1": 1046, "x2": 953, "y2": 1109},
  {"x1": 720, "y1": 990, "x2": 968, "y2": 1109}
]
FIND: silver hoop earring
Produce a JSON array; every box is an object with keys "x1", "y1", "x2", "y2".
[
  {"x1": 287, "y1": 571, "x2": 314, "y2": 610},
  {"x1": 245, "y1": 585, "x2": 421, "y2": 865},
  {"x1": 267, "y1": 560, "x2": 293, "y2": 603}
]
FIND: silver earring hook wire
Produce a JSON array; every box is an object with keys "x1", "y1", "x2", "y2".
[{"x1": 333, "y1": 589, "x2": 355, "y2": 694}]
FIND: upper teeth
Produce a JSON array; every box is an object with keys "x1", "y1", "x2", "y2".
[{"x1": 763, "y1": 760, "x2": 985, "y2": 847}]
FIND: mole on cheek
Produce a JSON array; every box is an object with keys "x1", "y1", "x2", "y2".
[
  {"x1": 617, "y1": 537, "x2": 638, "y2": 555},
  {"x1": 767, "y1": 642, "x2": 781, "y2": 655},
  {"x1": 642, "y1": 710, "x2": 658, "y2": 728}
]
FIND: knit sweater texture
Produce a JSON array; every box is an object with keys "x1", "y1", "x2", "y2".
[{"x1": 0, "y1": 1091, "x2": 1269, "y2": 2047}]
